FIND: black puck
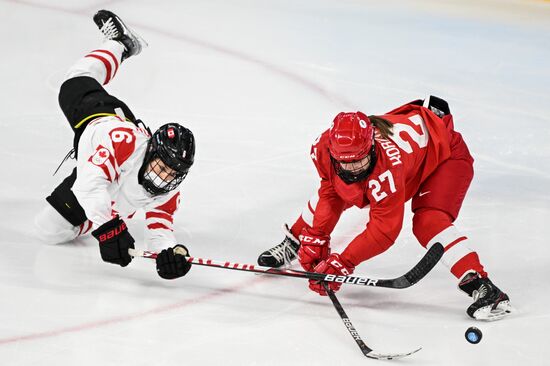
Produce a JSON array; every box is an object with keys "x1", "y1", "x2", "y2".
[{"x1": 465, "y1": 326, "x2": 482, "y2": 344}]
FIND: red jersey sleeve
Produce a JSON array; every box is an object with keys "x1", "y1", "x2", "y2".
[
  {"x1": 144, "y1": 191, "x2": 180, "y2": 251},
  {"x1": 309, "y1": 132, "x2": 347, "y2": 236}
]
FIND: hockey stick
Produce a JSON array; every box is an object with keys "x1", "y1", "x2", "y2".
[
  {"x1": 128, "y1": 242, "x2": 443, "y2": 289},
  {"x1": 321, "y1": 282, "x2": 421, "y2": 360}
]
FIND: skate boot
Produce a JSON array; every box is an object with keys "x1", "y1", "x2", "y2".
[
  {"x1": 257, "y1": 224, "x2": 300, "y2": 268},
  {"x1": 93, "y1": 10, "x2": 148, "y2": 60},
  {"x1": 459, "y1": 272, "x2": 512, "y2": 321},
  {"x1": 423, "y1": 95, "x2": 450, "y2": 118}
]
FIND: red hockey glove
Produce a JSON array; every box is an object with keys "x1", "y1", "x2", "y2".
[
  {"x1": 297, "y1": 228, "x2": 330, "y2": 272},
  {"x1": 309, "y1": 253, "x2": 355, "y2": 296}
]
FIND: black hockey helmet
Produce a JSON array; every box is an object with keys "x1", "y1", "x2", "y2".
[{"x1": 139, "y1": 123, "x2": 195, "y2": 195}]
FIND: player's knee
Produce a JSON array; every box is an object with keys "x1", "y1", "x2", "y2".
[
  {"x1": 34, "y1": 205, "x2": 79, "y2": 244},
  {"x1": 412, "y1": 208, "x2": 454, "y2": 247},
  {"x1": 59, "y1": 76, "x2": 105, "y2": 123}
]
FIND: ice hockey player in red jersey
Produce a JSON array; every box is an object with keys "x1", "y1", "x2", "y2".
[
  {"x1": 34, "y1": 10, "x2": 192, "y2": 280},
  {"x1": 257, "y1": 96, "x2": 511, "y2": 321}
]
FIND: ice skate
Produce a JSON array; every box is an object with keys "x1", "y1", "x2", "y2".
[
  {"x1": 257, "y1": 224, "x2": 300, "y2": 268},
  {"x1": 93, "y1": 10, "x2": 148, "y2": 60},
  {"x1": 459, "y1": 272, "x2": 512, "y2": 321}
]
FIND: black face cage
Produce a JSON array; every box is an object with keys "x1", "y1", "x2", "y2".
[
  {"x1": 138, "y1": 123, "x2": 195, "y2": 196},
  {"x1": 140, "y1": 152, "x2": 189, "y2": 196},
  {"x1": 331, "y1": 146, "x2": 377, "y2": 185}
]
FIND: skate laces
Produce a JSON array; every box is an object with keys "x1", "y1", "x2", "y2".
[
  {"x1": 472, "y1": 283, "x2": 488, "y2": 302},
  {"x1": 53, "y1": 148, "x2": 75, "y2": 176},
  {"x1": 99, "y1": 18, "x2": 120, "y2": 40},
  {"x1": 269, "y1": 238, "x2": 298, "y2": 267}
]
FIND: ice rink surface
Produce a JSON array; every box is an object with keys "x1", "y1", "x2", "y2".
[{"x1": 1, "y1": 0, "x2": 549, "y2": 364}]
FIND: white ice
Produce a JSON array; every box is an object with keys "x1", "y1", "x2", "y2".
[{"x1": 1, "y1": 0, "x2": 549, "y2": 365}]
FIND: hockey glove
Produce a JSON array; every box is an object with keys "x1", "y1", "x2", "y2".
[
  {"x1": 156, "y1": 244, "x2": 192, "y2": 280},
  {"x1": 309, "y1": 253, "x2": 355, "y2": 296},
  {"x1": 297, "y1": 228, "x2": 330, "y2": 272},
  {"x1": 92, "y1": 216, "x2": 135, "y2": 267}
]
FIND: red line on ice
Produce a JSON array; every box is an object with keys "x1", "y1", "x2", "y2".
[
  {"x1": 0, "y1": 0, "x2": 352, "y2": 346},
  {"x1": 0, "y1": 277, "x2": 266, "y2": 345}
]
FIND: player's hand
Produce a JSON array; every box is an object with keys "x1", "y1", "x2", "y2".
[
  {"x1": 92, "y1": 216, "x2": 135, "y2": 267},
  {"x1": 156, "y1": 244, "x2": 192, "y2": 279},
  {"x1": 309, "y1": 253, "x2": 355, "y2": 295},
  {"x1": 297, "y1": 227, "x2": 330, "y2": 272}
]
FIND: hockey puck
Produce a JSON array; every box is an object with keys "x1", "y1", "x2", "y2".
[{"x1": 465, "y1": 327, "x2": 482, "y2": 344}]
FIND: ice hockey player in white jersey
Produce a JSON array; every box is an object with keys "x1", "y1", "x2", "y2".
[{"x1": 35, "y1": 10, "x2": 192, "y2": 280}]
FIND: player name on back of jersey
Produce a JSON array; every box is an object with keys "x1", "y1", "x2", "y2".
[{"x1": 375, "y1": 132, "x2": 402, "y2": 166}]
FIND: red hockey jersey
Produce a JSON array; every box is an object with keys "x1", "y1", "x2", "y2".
[{"x1": 309, "y1": 101, "x2": 453, "y2": 266}]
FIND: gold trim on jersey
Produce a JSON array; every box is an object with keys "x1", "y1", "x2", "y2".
[{"x1": 74, "y1": 113, "x2": 132, "y2": 129}]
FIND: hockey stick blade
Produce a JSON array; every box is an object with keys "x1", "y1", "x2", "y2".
[
  {"x1": 129, "y1": 242, "x2": 443, "y2": 290},
  {"x1": 366, "y1": 348, "x2": 422, "y2": 360},
  {"x1": 322, "y1": 282, "x2": 421, "y2": 360}
]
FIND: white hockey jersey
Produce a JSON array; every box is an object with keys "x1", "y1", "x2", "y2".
[{"x1": 72, "y1": 116, "x2": 181, "y2": 251}]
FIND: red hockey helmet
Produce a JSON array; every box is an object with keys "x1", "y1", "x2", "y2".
[{"x1": 329, "y1": 112, "x2": 376, "y2": 184}]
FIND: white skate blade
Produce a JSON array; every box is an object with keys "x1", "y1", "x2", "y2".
[
  {"x1": 473, "y1": 300, "x2": 512, "y2": 321},
  {"x1": 131, "y1": 28, "x2": 149, "y2": 50}
]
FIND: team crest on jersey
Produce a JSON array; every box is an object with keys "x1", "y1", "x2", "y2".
[{"x1": 91, "y1": 147, "x2": 111, "y2": 166}]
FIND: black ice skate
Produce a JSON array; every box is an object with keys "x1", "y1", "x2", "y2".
[
  {"x1": 93, "y1": 10, "x2": 148, "y2": 61},
  {"x1": 257, "y1": 224, "x2": 300, "y2": 268},
  {"x1": 459, "y1": 272, "x2": 512, "y2": 321},
  {"x1": 423, "y1": 95, "x2": 451, "y2": 118}
]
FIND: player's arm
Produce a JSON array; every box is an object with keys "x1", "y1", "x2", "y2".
[
  {"x1": 144, "y1": 192, "x2": 179, "y2": 252},
  {"x1": 308, "y1": 170, "x2": 406, "y2": 295},
  {"x1": 144, "y1": 191, "x2": 192, "y2": 280},
  {"x1": 73, "y1": 120, "x2": 136, "y2": 267},
  {"x1": 309, "y1": 134, "x2": 347, "y2": 235},
  {"x1": 298, "y1": 136, "x2": 347, "y2": 271},
  {"x1": 311, "y1": 178, "x2": 347, "y2": 234}
]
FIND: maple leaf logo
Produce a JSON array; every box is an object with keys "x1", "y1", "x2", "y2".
[{"x1": 90, "y1": 147, "x2": 110, "y2": 166}]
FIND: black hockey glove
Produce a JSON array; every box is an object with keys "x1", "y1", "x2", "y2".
[
  {"x1": 92, "y1": 217, "x2": 135, "y2": 267},
  {"x1": 156, "y1": 244, "x2": 192, "y2": 280}
]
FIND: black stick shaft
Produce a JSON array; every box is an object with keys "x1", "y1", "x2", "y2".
[
  {"x1": 129, "y1": 242, "x2": 443, "y2": 290},
  {"x1": 322, "y1": 282, "x2": 374, "y2": 357},
  {"x1": 321, "y1": 282, "x2": 422, "y2": 360}
]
